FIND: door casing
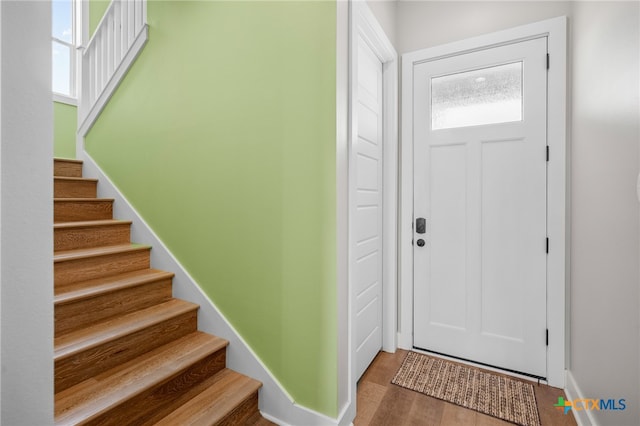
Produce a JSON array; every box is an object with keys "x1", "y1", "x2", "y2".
[{"x1": 399, "y1": 16, "x2": 568, "y2": 388}]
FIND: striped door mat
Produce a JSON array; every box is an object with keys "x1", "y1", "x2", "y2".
[{"x1": 391, "y1": 351, "x2": 541, "y2": 426}]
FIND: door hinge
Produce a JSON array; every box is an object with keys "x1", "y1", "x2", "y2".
[
  {"x1": 546, "y1": 146, "x2": 550, "y2": 162},
  {"x1": 546, "y1": 238, "x2": 549, "y2": 253},
  {"x1": 546, "y1": 329, "x2": 549, "y2": 346},
  {"x1": 546, "y1": 54, "x2": 550, "y2": 70}
]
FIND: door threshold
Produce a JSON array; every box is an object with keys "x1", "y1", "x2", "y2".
[{"x1": 412, "y1": 346, "x2": 548, "y2": 385}]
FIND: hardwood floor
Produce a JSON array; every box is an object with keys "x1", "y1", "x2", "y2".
[{"x1": 355, "y1": 350, "x2": 578, "y2": 426}]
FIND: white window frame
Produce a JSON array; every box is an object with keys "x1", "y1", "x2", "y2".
[
  {"x1": 52, "y1": 0, "x2": 80, "y2": 105},
  {"x1": 399, "y1": 16, "x2": 567, "y2": 388}
]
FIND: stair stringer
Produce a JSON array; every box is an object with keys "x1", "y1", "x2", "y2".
[{"x1": 78, "y1": 151, "x2": 353, "y2": 426}]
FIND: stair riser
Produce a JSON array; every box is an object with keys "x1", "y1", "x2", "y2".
[
  {"x1": 55, "y1": 278, "x2": 173, "y2": 336},
  {"x1": 54, "y1": 179, "x2": 97, "y2": 198},
  {"x1": 55, "y1": 224, "x2": 131, "y2": 251},
  {"x1": 55, "y1": 309, "x2": 198, "y2": 393},
  {"x1": 220, "y1": 393, "x2": 260, "y2": 426},
  {"x1": 54, "y1": 161, "x2": 83, "y2": 178},
  {"x1": 55, "y1": 250, "x2": 150, "y2": 287},
  {"x1": 79, "y1": 348, "x2": 227, "y2": 426},
  {"x1": 55, "y1": 200, "x2": 113, "y2": 222}
]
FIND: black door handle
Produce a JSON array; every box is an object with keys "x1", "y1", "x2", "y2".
[{"x1": 416, "y1": 218, "x2": 426, "y2": 234}]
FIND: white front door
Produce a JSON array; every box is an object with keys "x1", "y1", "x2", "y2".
[
  {"x1": 413, "y1": 37, "x2": 548, "y2": 377},
  {"x1": 354, "y1": 36, "x2": 384, "y2": 380}
]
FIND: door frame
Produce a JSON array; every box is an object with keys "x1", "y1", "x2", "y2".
[
  {"x1": 348, "y1": 0, "x2": 398, "y2": 382},
  {"x1": 399, "y1": 16, "x2": 567, "y2": 388}
]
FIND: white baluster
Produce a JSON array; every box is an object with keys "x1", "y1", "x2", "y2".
[
  {"x1": 114, "y1": 0, "x2": 122, "y2": 63},
  {"x1": 134, "y1": 0, "x2": 142, "y2": 35},
  {"x1": 100, "y1": 31, "x2": 106, "y2": 92},
  {"x1": 128, "y1": 0, "x2": 135, "y2": 49},
  {"x1": 106, "y1": 11, "x2": 113, "y2": 77},
  {"x1": 96, "y1": 34, "x2": 102, "y2": 99}
]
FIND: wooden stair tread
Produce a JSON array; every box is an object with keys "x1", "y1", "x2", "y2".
[
  {"x1": 55, "y1": 269, "x2": 174, "y2": 304},
  {"x1": 54, "y1": 299, "x2": 198, "y2": 361},
  {"x1": 54, "y1": 219, "x2": 132, "y2": 230},
  {"x1": 54, "y1": 158, "x2": 83, "y2": 163},
  {"x1": 54, "y1": 331, "x2": 229, "y2": 425},
  {"x1": 54, "y1": 198, "x2": 114, "y2": 202},
  {"x1": 155, "y1": 369, "x2": 262, "y2": 426},
  {"x1": 54, "y1": 243, "x2": 150, "y2": 262},
  {"x1": 54, "y1": 176, "x2": 98, "y2": 183}
]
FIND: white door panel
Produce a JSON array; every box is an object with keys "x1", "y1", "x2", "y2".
[
  {"x1": 428, "y1": 143, "x2": 467, "y2": 330},
  {"x1": 356, "y1": 152, "x2": 379, "y2": 190},
  {"x1": 358, "y1": 105, "x2": 379, "y2": 144},
  {"x1": 413, "y1": 37, "x2": 548, "y2": 377},
  {"x1": 355, "y1": 252, "x2": 379, "y2": 297},
  {"x1": 355, "y1": 37, "x2": 383, "y2": 380},
  {"x1": 355, "y1": 206, "x2": 379, "y2": 243}
]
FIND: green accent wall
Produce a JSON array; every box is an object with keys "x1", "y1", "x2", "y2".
[
  {"x1": 85, "y1": 1, "x2": 337, "y2": 416},
  {"x1": 54, "y1": 101, "x2": 77, "y2": 159}
]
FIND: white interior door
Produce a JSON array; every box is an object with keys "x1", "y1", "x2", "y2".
[
  {"x1": 354, "y1": 37, "x2": 383, "y2": 380},
  {"x1": 413, "y1": 37, "x2": 548, "y2": 377}
]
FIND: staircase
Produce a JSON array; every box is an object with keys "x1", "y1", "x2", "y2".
[{"x1": 53, "y1": 158, "x2": 270, "y2": 425}]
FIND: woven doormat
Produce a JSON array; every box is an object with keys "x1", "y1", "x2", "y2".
[{"x1": 391, "y1": 352, "x2": 541, "y2": 426}]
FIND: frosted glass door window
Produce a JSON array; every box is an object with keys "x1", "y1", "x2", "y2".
[{"x1": 431, "y1": 62, "x2": 522, "y2": 130}]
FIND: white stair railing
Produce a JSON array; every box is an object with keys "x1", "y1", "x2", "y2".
[{"x1": 78, "y1": 0, "x2": 148, "y2": 136}]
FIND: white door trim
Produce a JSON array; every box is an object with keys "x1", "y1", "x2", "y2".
[
  {"x1": 399, "y1": 16, "x2": 567, "y2": 388},
  {"x1": 349, "y1": 0, "x2": 399, "y2": 380}
]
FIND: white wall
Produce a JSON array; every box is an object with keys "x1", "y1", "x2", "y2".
[
  {"x1": 366, "y1": 0, "x2": 397, "y2": 49},
  {"x1": 571, "y1": 2, "x2": 639, "y2": 425},
  {"x1": 0, "y1": 1, "x2": 53, "y2": 424},
  {"x1": 397, "y1": 1, "x2": 572, "y2": 54},
  {"x1": 397, "y1": 1, "x2": 640, "y2": 424}
]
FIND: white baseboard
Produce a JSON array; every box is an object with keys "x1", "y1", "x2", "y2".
[
  {"x1": 565, "y1": 370, "x2": 597, "y2": 426},
  {"x1": 79, "y1": 151, "x2": 353, "y2": 426}
]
